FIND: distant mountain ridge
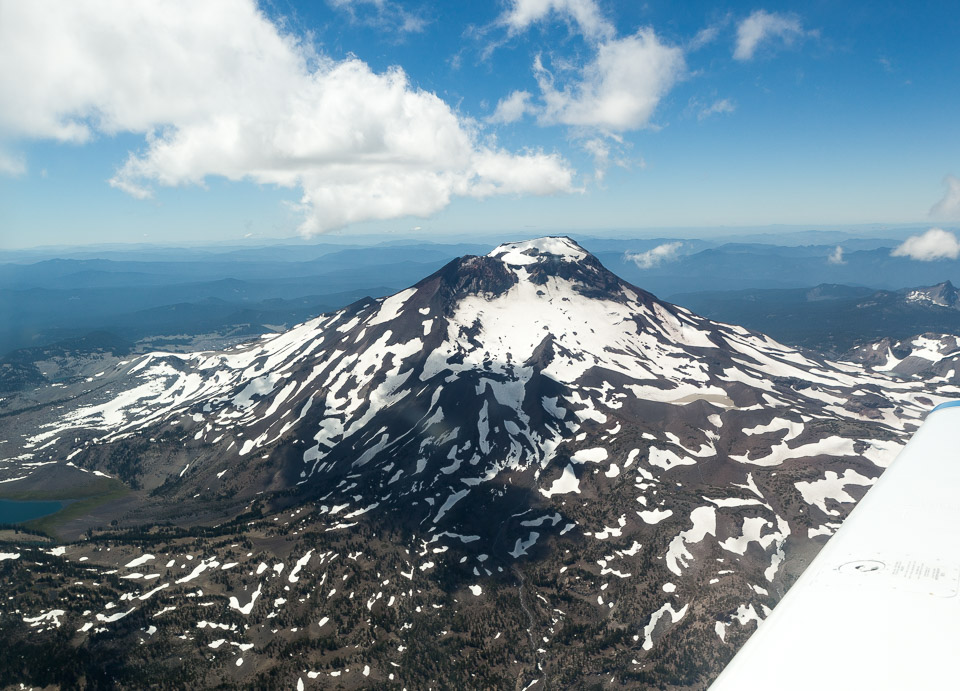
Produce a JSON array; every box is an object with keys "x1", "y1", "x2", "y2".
[
  {"x1": 903, "y1": 280, "x2": 960, "y2": 309},
  {"x1": 672, "y1": 280, "x2": 960, "y2": 354},
  {"x1": 7, "y1": 235, "x2": 960, "y2": 357}
]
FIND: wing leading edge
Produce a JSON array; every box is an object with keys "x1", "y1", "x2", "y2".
[{"x1": 710, "y1": 401, "x2": 960, "y2": 690}]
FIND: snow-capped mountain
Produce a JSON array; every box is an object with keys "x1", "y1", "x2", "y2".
[
  {"x1": 845, "y1": 332, "x2": 960, "y2": 383},
  {"x1": 2, "y1": 237, "x2": 955, "y2": 689},
  {"x1": 903, "y1": 280, "x2": 960, "y2": 309}
]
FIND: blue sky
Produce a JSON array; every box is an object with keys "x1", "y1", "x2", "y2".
[{"x1": 1, "y1": 0, "x2": 958, "y2": 248}]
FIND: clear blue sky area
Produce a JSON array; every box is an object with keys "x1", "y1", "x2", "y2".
[{"x1": 0, "y1": 0, "x2": 958, "y2": 248}]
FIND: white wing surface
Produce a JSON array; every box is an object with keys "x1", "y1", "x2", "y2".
[{"x1": 710, "y1": 401, "x2": 960, "y2": 690}]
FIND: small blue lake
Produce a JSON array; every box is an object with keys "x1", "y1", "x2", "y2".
[{"x1": 0, "y1": 499, "x2": 64, "y2": 524}]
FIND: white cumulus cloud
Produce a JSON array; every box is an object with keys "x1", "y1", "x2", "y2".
[
  {"x1": 0, "y1": 0, "x2": 574, "y2": 235},
  {"x1": 490, "y1": 2, "x2": 685, "y2": 178},
  {"x1": 625, "y1": 242, "x2": 683, "y2": 269},
  {"x1": 734, "y1": 10, "x2": 807, "y2": 61},
  {"x1": 488, "y1": 90, "x2": 534, "y2": 124},
  {"x1": 827, "y1": 245, "x2": 846, "y2": 265},
  {"x1": 891, "y1": 228, "x2": 960, "y2": 261},
  {"x1": 534, "y1": 30, "x2": 686, "y2": 132},
  {"x1": 500, "y1": 0, "x2": 614, "y2": 41},
  {"x1": 931, "y1": 174, "x2": 960, "y2": 220}
]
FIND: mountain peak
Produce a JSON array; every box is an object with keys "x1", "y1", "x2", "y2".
[
  {"x1": 424, "y1": 236, "x2": 620, "y2": 302},
  {"x1": 482, "y1": 235, "x2": 624, "y2": 296},
  {"x1": 488, "y1": 236, "x2": 589, "y2": 265},
  {"x1": 904, "y1": 280, "x2": 960, "y2": 309}
]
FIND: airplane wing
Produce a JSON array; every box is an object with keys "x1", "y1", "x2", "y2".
[{"x1": 710, "y1": 401, "x2": 960, "y2": 690}]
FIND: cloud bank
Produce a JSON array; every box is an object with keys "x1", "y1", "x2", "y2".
[
  {"x1": 891, "y1": 228, "x2": 960, "y2": 261},
  {"x1": 0, "y1": 0, "x2": 574, "y2": 235}
]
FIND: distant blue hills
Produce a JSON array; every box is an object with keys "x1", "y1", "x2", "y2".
[{"x1": 3, "y1": 237, "x2": 960, "y2": 361}]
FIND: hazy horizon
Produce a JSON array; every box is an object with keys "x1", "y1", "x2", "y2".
[{"x1": 4, "y1": 222, "x2": 953, "y2": 254}]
